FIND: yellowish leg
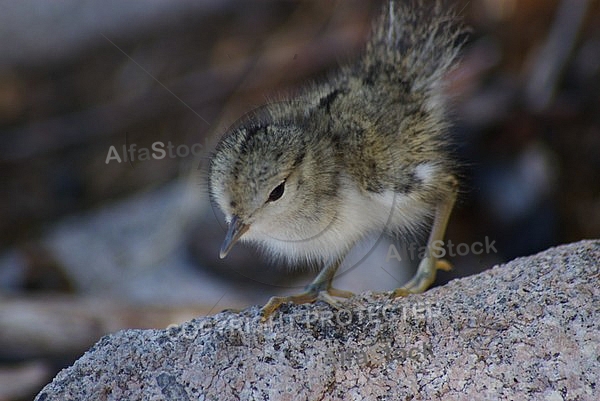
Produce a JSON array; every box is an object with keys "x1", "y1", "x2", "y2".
[
  {"x1": 392, "y1": 175, "x2": 458, "y2": 297},
  {"x1": 260, "y1": 258, "x2": 354, "y2": 321}
]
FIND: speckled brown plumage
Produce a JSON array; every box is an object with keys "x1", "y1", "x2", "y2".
[{"x1": 209, "y1": 0, "x2": 465, "y2": 319}]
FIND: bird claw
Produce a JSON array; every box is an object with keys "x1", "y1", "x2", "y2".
[
  {"x1": 391, "y1": 258, "x2": 452, "y2": 298},
  {"x1": 260, "y1": 287, "x2": 354, "y2": 322}
]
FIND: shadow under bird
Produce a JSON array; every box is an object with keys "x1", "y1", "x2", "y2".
[{"x1": 209, "y1": 0, "x2": 465, "y2": 320}]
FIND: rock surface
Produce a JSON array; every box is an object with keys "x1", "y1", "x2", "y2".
[{"x1": 36, "y1": 240, "x2": 599, "y2": 400}]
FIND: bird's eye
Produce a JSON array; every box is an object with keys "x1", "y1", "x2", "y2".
[{"x1": 267, "y1": 181, "x2": 285, "y2": 202}]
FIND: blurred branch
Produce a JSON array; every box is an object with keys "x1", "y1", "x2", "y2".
[
  {"x1": 0, "y1": 295, "x2": 212, "y2": 360},
  {"x1": 525, "y1": 0, "x2": 591, "y2": 111},
  {"x1": 0, "y1": 361, "x2": 51, "y2": 401}
]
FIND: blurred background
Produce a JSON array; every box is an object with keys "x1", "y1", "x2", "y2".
[{"x1": 1, "y1": 0, "x2": 599, "y2": 398}]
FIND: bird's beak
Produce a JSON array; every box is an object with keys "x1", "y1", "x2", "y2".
[{"x1": 219, "y1": 215, "x2": 249, "y2": 259}]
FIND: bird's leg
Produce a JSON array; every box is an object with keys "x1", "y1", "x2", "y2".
[
  {"x1": 260, "y1": 258, "x2": 353, "y2": 321},
  {"x1": 393, "y1": 175, "x2": 457, "y2": 297}
]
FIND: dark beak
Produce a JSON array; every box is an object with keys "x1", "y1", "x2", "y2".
[{"x1": 219, "y1": 215, "x2": 249, "y2": 259}]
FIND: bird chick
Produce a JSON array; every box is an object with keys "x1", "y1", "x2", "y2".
[{"x1": 209, "y1": 0, "x2": 464, "y2": 320}]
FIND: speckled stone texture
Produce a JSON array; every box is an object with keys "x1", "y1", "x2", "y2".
[{"x1": 36, "y1": 240, "x2": 599, "y2": 401}]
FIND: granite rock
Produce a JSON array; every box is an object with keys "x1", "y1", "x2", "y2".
[{"x1": 36, "y1": 240, "x2": 600, "y2": 400}]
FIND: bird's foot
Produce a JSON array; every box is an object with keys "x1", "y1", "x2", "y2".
[
  {"x1": 260, "y1": 282, "x2": 353, "y2": 322},
  {"x1": 392, "y1": 257, "x2": 452, "y2": 297}
]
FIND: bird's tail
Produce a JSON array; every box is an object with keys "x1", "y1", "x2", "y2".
[{"x1": 364, "y1": 0, "x2": 465, "y2": 96}]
